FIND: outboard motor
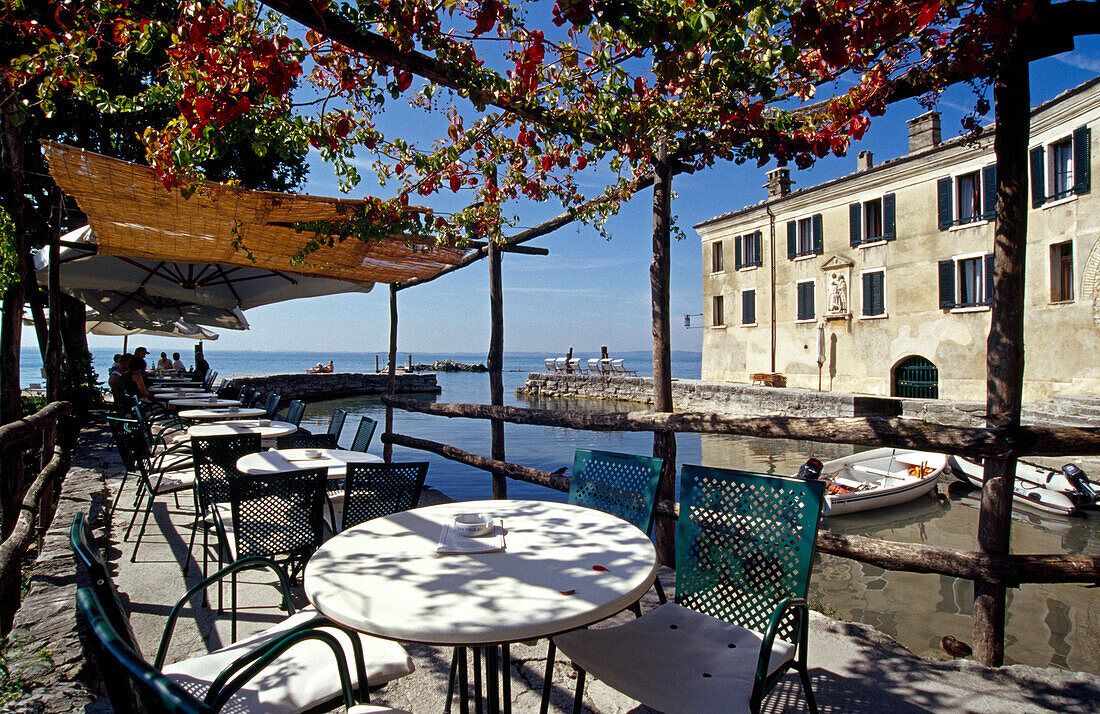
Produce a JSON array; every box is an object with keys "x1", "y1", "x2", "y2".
[
  {"x1": 1061, "y1": 464, "x2": 1098, "y2": 506},
  {"x1": 797, "y1": 456, "x2": 823, "y2": 481}
]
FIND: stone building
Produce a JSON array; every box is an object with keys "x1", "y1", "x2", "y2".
[{"x1": 694, "y1": 76, "x2": 1099, "y2": 401}]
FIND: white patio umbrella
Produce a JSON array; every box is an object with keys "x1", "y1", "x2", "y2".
[{"x1": 35, "y1": 227, "x2": 374, "y2": 325}]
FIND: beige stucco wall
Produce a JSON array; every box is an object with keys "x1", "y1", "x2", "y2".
[{"x1": 697, "y1": 78, "x2": 1100, "y2": 402}]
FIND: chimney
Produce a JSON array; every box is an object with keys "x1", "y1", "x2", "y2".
[
  {"x1": 766, "y1": 168, "x2": 792, "y2": 199},
  {"x1": 907, "y1": 111, "x2": 941, "y2": 153},
  {"x1": 857, "y1": 150, "x2": 874, "y2": 171}
]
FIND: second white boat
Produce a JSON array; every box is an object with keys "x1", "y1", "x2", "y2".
[{"x1": 820, "y1": 448, "x2": 947, "y2": 516}]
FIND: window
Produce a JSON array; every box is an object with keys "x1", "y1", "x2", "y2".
[
  {"x1": 786, "y1": 215, "x2": 823, "y2": 259},
  {"x1": 1051, "y1": 138, "x2": 1074, "y2": 199},
  {"x1": 849, "y1": 194, "x2": 896, "y2": 246},
  {"x1": 938, "y1": 253, "x2": 993, "y2": 309},
  {"x1": 711, "y1": 241, "x2": 723, "y2": 273},
  {"x1": 735, "y1": 231, "x2": 762, "y2": 269},
  {"x1": 741, "y1": 289, "x2": 756, "y2": 325},
  {"x1": 861, "y1": 270, "x2": 885, "y2": 317},
  {"x1": 796, "y1": 281, "x2": 815, "y2": 321},
  {"x1": 1050, "y1": 241, "x2": 1074, "y2": 302},
  {"x1": 712, "y1": 295, "x2": 725, "y2": 327},
  {"x1": 1031, "y1": 125, "x2": 1091, "y2": 208},
  {"x1": 938, "y1": 166, "x2": 996, "y2": 229}
]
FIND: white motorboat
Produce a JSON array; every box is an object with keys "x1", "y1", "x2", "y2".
[
  {"x1": 947, "y1": 455, "x2": 1081, "y2": 516},
  {"x1": 819, "y1": 448, "x2": 947, "y2": 516}
]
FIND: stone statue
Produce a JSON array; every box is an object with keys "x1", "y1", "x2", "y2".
[{"x1": 828, "y1": 273, "x2": 847, "y2": 314}]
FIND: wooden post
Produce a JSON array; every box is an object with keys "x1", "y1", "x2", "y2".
[
  {"x1": 651, "y1": 139, "x2": 677, "y2": 566},
  {"x1": 384, "y1": 284, "x2": 398, "y2": 463},
  {"x1": 565, "y1": 346, "x2": 573, "y2": 374},
  {"x1": 45, "y1": 195, "x2": 62, "y2": 404},
  {"x1": 974, "y1": 40, "x2": 1029, "y2": 667},
  {"x1": 375, "y1": 355, "x2": 380, "y2": 372},
  {"x1": 488, "y1": 234, "x2": 507, "y2": 498}
]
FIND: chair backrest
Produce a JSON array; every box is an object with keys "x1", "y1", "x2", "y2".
[
  {"x1": 238, "y1": 384, "x2": 255, "y2": 406},
  {"x1": 284, "y1": 399, "x2": 306, "y2": 426},
  {"x1": 230, "y1": 468, "x2": 326, "y2": 561},
  {"x1": 70, "y1": 513, "x2": 140, "y2": 652},
  {"x1": 545, "y1": 359, "x2": 556, "y2": 372},
  {"x1": 76, "y1": 587, "x2": 212, "y2": 714},
  {"x1": 263, "y1": 393, "x2": 281, "y2": 418},
  {"x1": 191, "y1": 433, "x2": 262, "y2": 512},
  {"x1": 247, "y1": 392, "x2": 264, "y2": 408},
  {"x1": 677, "y1": 465, "x2": 824, "y2": 640},
  {"x1": 275, "y1": 433, "x2": 338, "y2": 450},
  {"x1": 568, "y1": 449, "x2": 665, "y2": 534},
  {"x1": 327, "y1": 408, "x2": 348, "y2": 438},
  {"x1": 106, "y1": 416, "x2": 143, "y2": 475},
  {"x1": 587, "y1": 358, "x2": 600, "y2": 372},
  {"x1": 341, "y1": 462, "x2": 429, "y2": 531},
  {"x1": 349, "y1": 416, "x2": 378, "y2": 452},
  {"x1": 204, "y1": 370, "x2": 218, "y2": 390}
]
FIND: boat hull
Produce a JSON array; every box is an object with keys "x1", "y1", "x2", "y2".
[
  {"x1": 821, "y1": 448, "x2": 947, "y2": 516},
  {"x1": 947, "y1": 455, "x2": 1078, "y2": 516}
]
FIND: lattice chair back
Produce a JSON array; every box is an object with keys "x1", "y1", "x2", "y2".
[
  {"x1": 230, "y1": 468, "x2": 326, "y2": 567},
  {"x1": 203, "y1": 370, "x2": 218, "y2": 390},
  {"x1": 247, "y1": 392, "x2": 264, "y2": 409},
  {"x1": 190, "y1": 433, "x2": 261, "y2": 514},
  {"x1": 568, "y1": 449, "x2": 665, "y2": 534},
  {"x1": 238, "y1": 385, "x2": 255, "y2": 406},
  {"x1": 275, "y1": 433, "x2": 338, "y2": 450},
  {"x1": 341, "y1": 462, "x2": 429, "y2": 531},
  {"x1": 676, "y1": 465, "x2": 824, "y2": 642},
  {"x1": 70, "y1": 513, "x2": 140, "y2": 652},
  {"x1": 284, "y1": 399, "x2": 306, "y2": 426},
  {"x1": 350, "y1": 416, "x2": 378, "y2": 452},
  {"x1": 263, "y1": 393, "x2": 281, "y2": 419},
  {"x1": 106, "y1": 416, "x2": 143, "y2": 475},
  {"x1": 328, "y1": 408, "x2": 348, "y2": 438}
]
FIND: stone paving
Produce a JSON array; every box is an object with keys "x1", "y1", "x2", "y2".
[{"x1": 7, "y1": 417, "x2": 1100, "y2": 713}]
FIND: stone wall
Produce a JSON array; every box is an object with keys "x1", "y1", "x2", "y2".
[{"x1": 221, "y1": 372, "x2": 441, "y2": 400}]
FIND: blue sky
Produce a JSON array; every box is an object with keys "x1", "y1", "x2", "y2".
[{"x1": 41, "y1": 37, "x2": 1100, "y2": 356}]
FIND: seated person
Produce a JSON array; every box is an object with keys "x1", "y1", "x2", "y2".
[
  {"x1": 118, "y1": 357, "x2": 152, "y2": 403},
  {"x1": 157, "y1": 352, "x2": 174, "y2": 371},
  {"x1": 323, "y1": 360, "x2": 334, "y2": 373},
  {"x1": 193, "y1": 355, "x2": 210, "y2": 384},
  {"x1": 171, "y1": 352, "x2": 187, "y2": 372},
  {"x1": 109, "y1": 354, "x2": 133, "y2": 410},
  {"x1": 308, "y1": 362, "x2": 325, "y2": 374}
]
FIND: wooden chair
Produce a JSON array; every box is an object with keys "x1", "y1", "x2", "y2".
[
  {"x1": 72, "y1": 513, "x2": 413, "y2": 713},
  {"x1": 554, "y1": 466, "x2": 825, "y2": 714}
]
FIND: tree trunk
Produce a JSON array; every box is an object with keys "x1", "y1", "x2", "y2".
[
  {"x1": 650, "y1": 140, "x2": 676, "y2": 566},
  {"x1": 488, "y1": 239, "x2": 506, "y2": 499},
  {"x1": 974, "y1": 42, "x2": 1030, "y2": 667}
]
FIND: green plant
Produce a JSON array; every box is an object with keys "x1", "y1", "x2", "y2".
[
  {"x1": 61, "y1": 351, "x2": 104, "y2": 415},
  {"x1": 19, "y1": 394, "x2": 46, "y2": 417},
  {"x1": 0, "y1": 636, "x2": 36, "y2": 703}
]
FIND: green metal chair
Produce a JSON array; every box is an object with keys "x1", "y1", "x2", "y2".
[
  {"x1": 553, "y1": 465, "x2": 825, "y2": 714},
  {"x1": 71, "y1": 513, "x2": 412, "y2": 713},
  {"x1": 347, "y1": 416, "x2": 378, "y2": 452},
  {"x1": 276, "y1": 433, "x2": 338, "y2": 450},
  {"x1": 327, "y1": 408, "x2": 348, "y2": 439},
  {"x1": 327, "y1": 461, "x2": 429, "y2": 532},
  {"x1": 263, "y1": 393, "x2": 282, "y2": 419},
  {"x1": 282, "y1": 399, "x2": 306, "y2": 426}
]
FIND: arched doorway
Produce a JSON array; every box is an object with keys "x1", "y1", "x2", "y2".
[{"x1": 893, "y1": 356, "x2": 939, "y2": 398}]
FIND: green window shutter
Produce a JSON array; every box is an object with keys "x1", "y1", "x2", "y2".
[
  {"x1": 742, "y1": 290, "x2": 756, "y2": 325},
  {"x1": 849, "y1": 203, "x2": 862, "y2": 247},
  {"x1": 787, "y1": 221, "x2": 796, "y2": 259},
  {"x1": 982, "y1": 164, "x2": 997, "y2": 220},
  {"x1": 883, "y1": 193, "x2": 896, "y2": 241},
  {"x1": 797, "y1": 282, "x2": 814, "y2": 320},
  {"x1": 938, "y1": 259, "x2": 955, "y2": 309},
  {"x1": 734, "y1": 236, "x2": 742, "y2": 270},
  {"x1": 872, "y1": 273, "x2": 884, "y2": 315},
  {"x1": 1074, "y1": 125, "x2": 1091, "y2": 195},
  {"x1": 862, "y1": 273, "x2": 874, "y2": 316},
  {"x1": 984, "y1": 253, "x2": 995, "y2": 305},
  {"x1": 937, "y1": 178, "x2": 953, "y2": 229},
  {"x1": 1030, "y1": 146, "x2": 1046, "y2": 207},
  {"x1": 752, "y1": 231, "x2": 762, "y2": 266},
  {"x1": 812, "y1": 213, "x2": 823, "y2": 255}
]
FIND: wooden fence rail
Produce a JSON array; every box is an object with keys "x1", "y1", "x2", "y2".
[{"x1": 0, "y1": 401, "x2": 72, "y2": 633}]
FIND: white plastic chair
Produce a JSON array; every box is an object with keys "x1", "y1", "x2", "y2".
[
  {"x1": 568, "y1": 358, "x2": 584, "y2": 374},
  {"x1": 545, "y1": 358, "x2": 558, "y2": 373},
  {"x1": 587, "y1": 358, "x2": 601, "y2": 374}
]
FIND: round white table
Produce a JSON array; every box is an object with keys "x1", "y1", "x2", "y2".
[
  {"x1": 237, "y1": 448, "x2": 382, "y2": 479},
  {"x1": 177, "y1": 407, "x2": 267, "y2": 421},
  {"x1": 149, "y1": 385, "x2": 205, "y2": 394},
  {"x1": 168, "y1": 397, "x2": 240, "y2": 408},
  {"x1": 188, "y1": 420, "x2": 298, "y2": 440},
  {"x1": 304, "y1": 500, "x2": 657, "y2": 646},
  {"x1": 154, "y1": 391, "x2": 214, "y2": 401}
]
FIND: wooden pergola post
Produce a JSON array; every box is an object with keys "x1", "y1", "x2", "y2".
[
  {"x1": 651, "y1": 139, "x2": 676, "y2": 566},
  {"x1": 488, "y1": 239, "x2": 507, "y2": 498},
  {"x1": 384, "y1": 283, "x2": 398, "y2": 463},
  {"x1": 974, "y1": 39, "x2": 1030, "y2": 667}
]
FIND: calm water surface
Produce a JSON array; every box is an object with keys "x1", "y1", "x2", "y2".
[{"x1": 26, "y1": 348, "x2": 1100, "y2": 673}]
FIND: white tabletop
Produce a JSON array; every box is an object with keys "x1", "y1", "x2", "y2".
[
  {"x1": 304, "y1": 500, "x2": 657, "y2": 646},
  {"x1": 237, "y1": 448, "x2": 382, "y2": 478},
  {"x1": 168, "y1": 397, "x2": 241, "y2": 408},
  {"x1": 188, "y1": 420, "x2": 298, "y2": 439},
  {"x1": 177, "y1": 407, "x2": 267, "y2": 421},
  {"x1": 149, "y1": 385, "x2": 205, "y2": 393},
  {"x1": 155, "y1": 391, "x2": 216, "y2": 401}
]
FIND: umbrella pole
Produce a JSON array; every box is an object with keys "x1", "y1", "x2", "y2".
[{"x1": 123, "y1": 335, "x2": 128, "y2": 353}]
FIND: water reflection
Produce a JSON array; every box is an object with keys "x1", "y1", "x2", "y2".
[{"x1": 300, "y1": 381, "x2": 1100, "y2": 674}]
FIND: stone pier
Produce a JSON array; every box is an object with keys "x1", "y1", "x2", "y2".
[{"x1": 221, "y1": 372, "x2": 441, "y2": 401}]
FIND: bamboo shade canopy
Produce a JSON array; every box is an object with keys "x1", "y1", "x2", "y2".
[{"x1": 42, "y1": 142, "x2": 468, "y2": 284}]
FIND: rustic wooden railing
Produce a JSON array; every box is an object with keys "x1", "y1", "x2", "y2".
[
  {"x1": 381, "y1": 395, "x2": 1100, "y2": 590},
  {"x1": 0, "y1": 401, "x2": 72, "y2": 633}
]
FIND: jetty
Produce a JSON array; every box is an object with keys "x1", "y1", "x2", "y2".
[{"x1": 220, "y1": 372, "x2": 441, "y2": 400}]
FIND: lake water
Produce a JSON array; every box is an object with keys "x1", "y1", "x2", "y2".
[{"x1": 23, "y1": 347, "x2": 1100, "y2": 673}]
